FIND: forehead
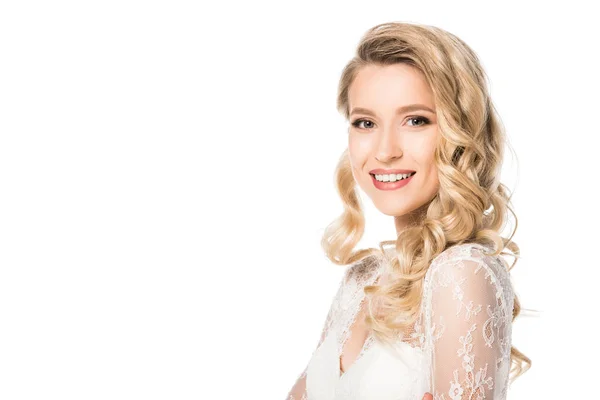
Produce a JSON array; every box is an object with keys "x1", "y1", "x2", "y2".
[{"x1": 348, "y1": 63, "x2": 434, "y2": 110}]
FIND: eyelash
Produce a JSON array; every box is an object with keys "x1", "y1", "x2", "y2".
[{"x1": 350, "y1": 116, "x2": 431, "y2": 130}]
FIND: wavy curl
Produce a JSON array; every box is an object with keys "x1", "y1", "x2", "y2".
[{"x1": 320, "y1": 21, "x2": 531, "y2": 384}]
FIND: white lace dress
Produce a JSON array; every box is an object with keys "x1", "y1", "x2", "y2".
[{"x1": 286, "y1": 242, "x2": 514, "y2": 400}]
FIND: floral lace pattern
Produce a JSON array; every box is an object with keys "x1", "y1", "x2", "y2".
[{"x1": 286, "y1": 242, "x2": 514, "y2": 400}]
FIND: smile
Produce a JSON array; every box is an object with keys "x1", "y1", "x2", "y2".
[{"x1": 370, "y1": 172, "x2": 416, "y2": 190}]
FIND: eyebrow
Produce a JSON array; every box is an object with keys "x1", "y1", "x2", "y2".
[{"x1": 350, "y1": 104, "x2": 436, "y2": 117}]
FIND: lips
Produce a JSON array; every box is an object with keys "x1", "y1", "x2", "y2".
[
  {"x1": 370, "y1": 171, "x2": 415, "y2": 190},
  {"x1": 369, "y1": 168, "x2": 416, "y2": 175}
]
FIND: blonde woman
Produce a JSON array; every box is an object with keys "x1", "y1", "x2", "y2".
[{"x1": 285, "y1": 22, "x2": 531, "y2": 400}]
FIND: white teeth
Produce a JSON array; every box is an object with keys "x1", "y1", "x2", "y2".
[{"x1": 374, "y1": 172, "x2": 414, "y2": 182}]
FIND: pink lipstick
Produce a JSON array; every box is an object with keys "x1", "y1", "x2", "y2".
[{"x1": 370, "y1": 171, "x2": 416, "y2": 191}]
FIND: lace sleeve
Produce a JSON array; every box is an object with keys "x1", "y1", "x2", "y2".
[
  {"x1": 285, "y1": 273, "x2": 344, "y2": 400},
  {"x1": 423, "y1": 251, "x2": 513, "y2": 400}
]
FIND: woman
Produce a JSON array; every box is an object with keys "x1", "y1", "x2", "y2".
[{"x1": 286, "y1": 22, "x2": 531, "y2": 400}]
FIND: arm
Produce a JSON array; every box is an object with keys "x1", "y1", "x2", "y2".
[
  {"x1": 285, "y1": 367, "x2": 309, "y2": 400},
  {"x1": 285, "y1": 274, "x2": 343, "y2": 400},
  {"x1": 425, "y1": 255, "x2": 513, "y2": 399}
]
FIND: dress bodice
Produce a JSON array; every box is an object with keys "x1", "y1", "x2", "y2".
[{"x1": 286, "y1": 242, "x2": 515, "y2": 400}]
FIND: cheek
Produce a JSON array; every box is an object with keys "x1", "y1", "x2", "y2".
[
  {"x1": 416, "y1": 134, "x2": 438, "y2": 166},
  {"x1": 411, "y1": 140, "x2": 439, "y2": 188},
  {"x1": 347, "y1": 145, "x2": 361, "y2": 182},
  {"x1": 423, "y1": 155, "x2": 439, "y2": 184},
  {"x1": 348, "y1": 137, "x2": 367, "y2": 172},
  {"x1": 412, "y1": 146, "x2": 436, "y2": 171},
  {"x1": 426, "y1": 162, "x2": 441, "y2": 195},
  {"x1": 348, "y1": 134, "x2": 365, "y2": 153},
  {"x1": 430, "y1": 167, "x2": 440, "y2": 190}
]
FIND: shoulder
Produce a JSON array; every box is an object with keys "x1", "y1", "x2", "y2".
[
  {"x1": 430, "y1": 242, "x2": 510, "y2": 278},
  {"x1": 344, "y1": 253, "x2": 384, "y2": 285},
  {"x1": 426, "y1": 242, "x2": 514, "y2": 305}
]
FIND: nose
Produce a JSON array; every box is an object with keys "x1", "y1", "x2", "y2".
[{"x1": 374, "y1": 125, "x2": 403, "y2": 163}]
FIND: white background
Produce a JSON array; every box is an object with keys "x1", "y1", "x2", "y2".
[{"x1": 1, "y1": 1, "x2": 598, "y2": 399}]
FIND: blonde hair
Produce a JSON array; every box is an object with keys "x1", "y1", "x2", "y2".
[{"x1": 321, "y1": 21, "x2": 531, "y2": 384}]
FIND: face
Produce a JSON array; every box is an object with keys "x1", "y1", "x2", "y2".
[{"x1": 347, "y1": 63, "x2": 440, "y2": 225}]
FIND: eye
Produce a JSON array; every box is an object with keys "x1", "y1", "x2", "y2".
[
  {"x1": 351, "y1": 116, "x2": 431, "y2": 131},
  {"x1": 351, "y1": 119, "x2": 375, "y2": 130},
  {"x1": 406, "y1": 116, "x2": 431, "y2": 127}
]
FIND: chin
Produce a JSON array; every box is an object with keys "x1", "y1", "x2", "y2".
[{"x1": 374, "y1": 204, "x2": 414, "y2": 217}]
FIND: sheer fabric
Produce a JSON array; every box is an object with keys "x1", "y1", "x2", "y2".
[{"x1": 285, "y1": 242, "x2": 514, "y2": 400}]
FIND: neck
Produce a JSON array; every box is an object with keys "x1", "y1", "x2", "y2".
[{"x1": 394, "y1": 203, "x2": 429, "y2": 237}]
